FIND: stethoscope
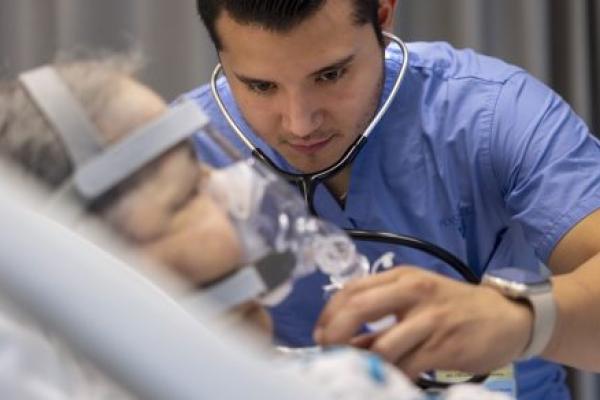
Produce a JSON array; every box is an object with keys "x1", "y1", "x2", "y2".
[
  {"x1": 210, "y1": 32, "x2": 479, "y2": 285},
  {"x1": 211, "y1": 32, "x2": 487, "y2": 388}
]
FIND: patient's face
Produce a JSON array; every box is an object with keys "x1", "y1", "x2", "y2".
[{"x1": 101, "y1": 78, "x2": 244, "y2": 284}]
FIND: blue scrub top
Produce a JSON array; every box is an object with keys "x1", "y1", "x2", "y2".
[{"x1": 184, "y1": 41, "x2": 600, "y2": 399}]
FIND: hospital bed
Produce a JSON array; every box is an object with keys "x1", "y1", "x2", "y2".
[{"x1": 0, "y1": 165, "x2": 327, "y2": 400}]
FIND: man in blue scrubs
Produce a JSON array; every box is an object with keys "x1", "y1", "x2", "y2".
[{"x1": 182, "y1": 1, "x2": 600, "y2": 398}]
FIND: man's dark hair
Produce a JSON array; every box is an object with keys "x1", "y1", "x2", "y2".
[{"x1": 197, "y1": 0, "x2": 384, "y2": 50}]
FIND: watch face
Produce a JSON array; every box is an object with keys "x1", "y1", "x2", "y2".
[{"x1": 490, "y1": 267, "x2": 550, "y2": 285}]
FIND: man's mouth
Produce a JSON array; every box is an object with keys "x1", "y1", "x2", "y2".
[{"x1": 287, "y1": 137, "x2": 334, "y2": 155}]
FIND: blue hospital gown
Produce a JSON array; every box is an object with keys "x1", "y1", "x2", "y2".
[{"x1": 183, "y1": 41, "x2": 600, "y2": 399}]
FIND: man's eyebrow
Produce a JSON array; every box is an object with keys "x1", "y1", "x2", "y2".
[
  {"x1": 309, "y1": 55, "x2": 355, "y2": 77},
  {"x1": 234, "y1": 73, "x2": 271, "y2": 85},
  {"x1": 233, "y1": 54, "x2": 356, "y2": 84}
]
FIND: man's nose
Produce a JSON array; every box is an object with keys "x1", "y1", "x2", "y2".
[{"x1": 281, "y1": 91, "x2": 324, "y2": 138}]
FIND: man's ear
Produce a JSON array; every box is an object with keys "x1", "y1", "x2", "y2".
[{"x1": 378, "y1": 0, "x2": 398, "y2": 32}]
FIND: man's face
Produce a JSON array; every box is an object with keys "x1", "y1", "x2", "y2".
[{"x1": 216, "y1": 0, "x2": 384, "y2": 173}]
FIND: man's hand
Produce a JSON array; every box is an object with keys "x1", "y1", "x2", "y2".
[{"x1": 314, "y1": 267, "x2": 533, "y2": 379}]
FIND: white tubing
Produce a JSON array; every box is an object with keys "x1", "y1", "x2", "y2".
[{"x1": 0, "y1": 171, "x2": 327, "y2": 400}]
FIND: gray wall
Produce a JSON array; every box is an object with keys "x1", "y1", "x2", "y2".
[
  {"x1": 1, "y1": 0, "x2": 597, "y2": 132},
  {"x1": 395, "y1": 0, "x2": 598, "y2": 134},
  {"x1": 0, "y1": 0, "x2": 216, "y2": 101}
]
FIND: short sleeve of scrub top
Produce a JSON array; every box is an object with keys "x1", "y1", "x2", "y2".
[{"x1": 489, "y1": 71, "x2": 600, "y2": 262}]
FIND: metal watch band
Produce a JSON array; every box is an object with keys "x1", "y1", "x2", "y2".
[{"x1": 519, "y1": 290, "x2": 557, "y2": 360}]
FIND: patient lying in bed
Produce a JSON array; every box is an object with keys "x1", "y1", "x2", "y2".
[{"x1": 0, "y1": 56, "x2": 511, "y2": 400}]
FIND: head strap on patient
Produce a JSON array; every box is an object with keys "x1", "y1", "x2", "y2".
[{"x1": 18, "y1": 65, "x2": 210, "y2": 201}]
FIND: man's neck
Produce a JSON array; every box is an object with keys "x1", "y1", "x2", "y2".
[{"x1": 325, "y1": 166, "x2": 352, "y2": 203}]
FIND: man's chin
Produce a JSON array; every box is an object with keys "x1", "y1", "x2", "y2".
[{"x1": 289, "y1": 160, "x2": 332, "y2": 174}]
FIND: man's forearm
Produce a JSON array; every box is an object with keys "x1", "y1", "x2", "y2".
[{"x1": 544, "y1": 253, "x2": 600, "y2": 371}]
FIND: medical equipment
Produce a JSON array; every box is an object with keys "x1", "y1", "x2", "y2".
[{"x1": 203, "y1": 155, "x2": 371, "y2": 293}]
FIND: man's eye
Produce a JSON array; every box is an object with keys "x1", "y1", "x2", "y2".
[
  {"x1": 316, "y1": 68, "x2": 347, "y2": 83},
  {"x1": 247, "y1": 81, "x2": 276, "y2": 94}
]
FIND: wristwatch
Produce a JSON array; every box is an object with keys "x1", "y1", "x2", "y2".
[{"x1": 481, "y1": 267, "x2": 556, "y2": 360}]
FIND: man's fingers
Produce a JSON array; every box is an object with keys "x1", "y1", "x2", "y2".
[
  {"x1": 316, "y1": 270, "x2": 441, "y2": 344},
  {"x1": 349, "y1": 331, "x2": 385, "y2": 349},
  {"x1": 370, "y1": 310, "x2": 436, "y2": 367},
  {"x1": 396, "y1": 346, "x2": 441, "y2": 381},
  {"x1": 317, "y1": 268, "x2": 405, "y2": 321},
  {"x1": 318, "y1": 267, "x2": 439, "y2": 326},
  {"x1": 315, "y1": 279, "x2": 428, "y2": 344}
]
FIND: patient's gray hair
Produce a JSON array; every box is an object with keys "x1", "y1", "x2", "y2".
[{"x1": 0, "y1": 54, "x2": 142, "y2": 188}]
